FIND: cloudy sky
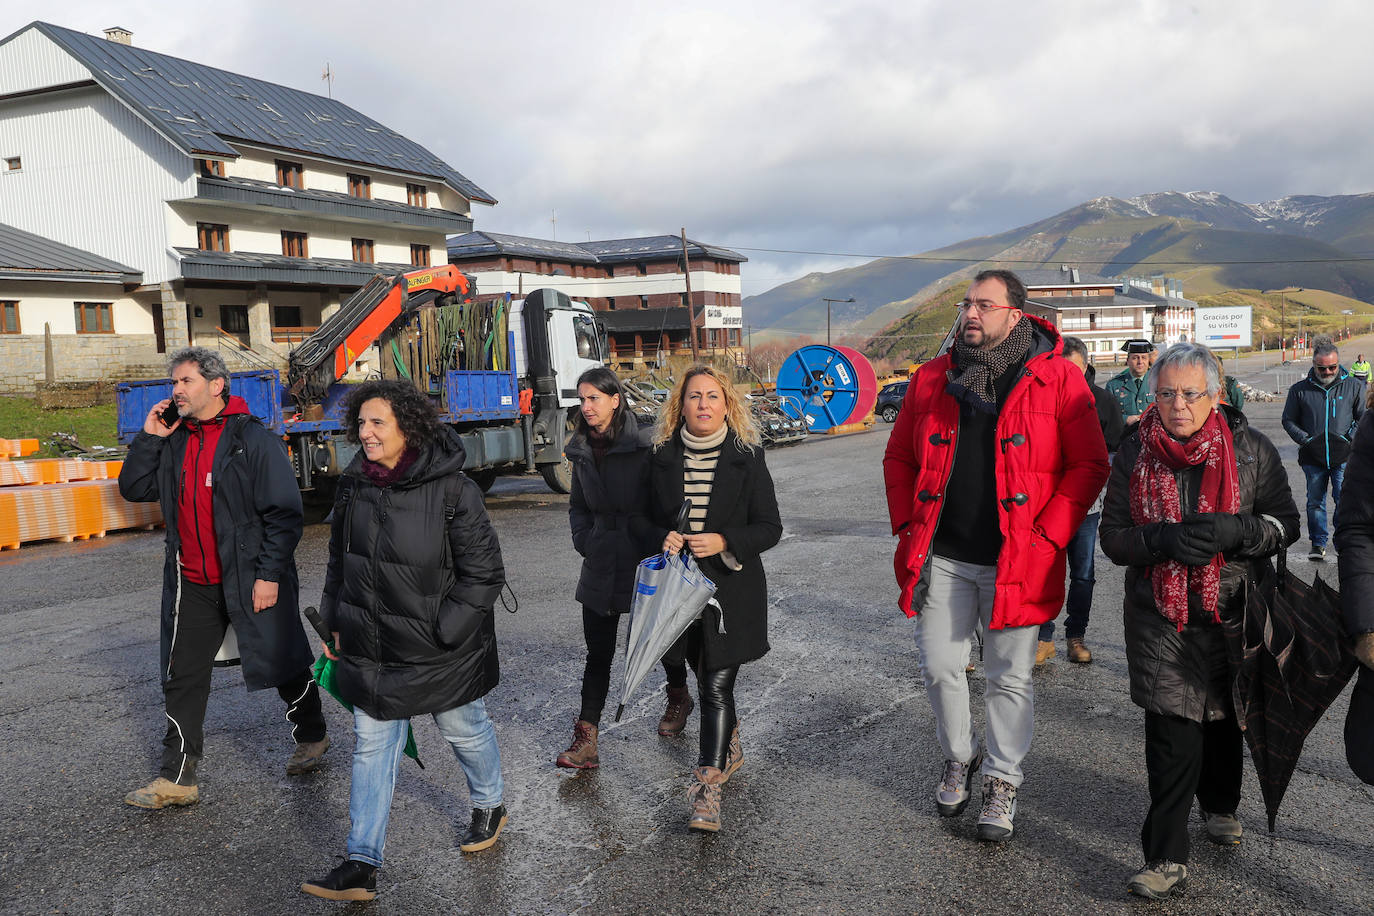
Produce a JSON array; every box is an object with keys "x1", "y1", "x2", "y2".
[{"x1": 19, "y1": 1, "x2": 1374, "y2": 295}]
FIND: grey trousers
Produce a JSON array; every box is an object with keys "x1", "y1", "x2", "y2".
[{"x1": 913, "y1": 554, "x2": 1040, "y2": 786}]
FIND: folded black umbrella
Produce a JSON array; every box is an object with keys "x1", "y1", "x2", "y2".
[
  {"x1": 1347, "y1": 665, "x2": 1374, "y2": 785},
  {"x1": 1230, "y1": 554, "x2": 1358, "y2": 831}
]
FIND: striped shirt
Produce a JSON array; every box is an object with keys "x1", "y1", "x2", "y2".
[{"x1": 680, "y1": 425, "x2": 727, "y2": 533}]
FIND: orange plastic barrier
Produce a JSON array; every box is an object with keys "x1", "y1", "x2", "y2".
[
  {"x1": 0, "y1": 439, "x2": 40, "y2": 459},
  {"x1": 0, "y1": 459, "x2": 121, "y2": 487},
  {"x1": 0, "y1": 478, "x2": 161, "y2": 550}
]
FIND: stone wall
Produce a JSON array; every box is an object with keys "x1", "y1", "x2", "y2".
[{"x1": 0, "y1": 333, "x2": 161, "y2": 393}]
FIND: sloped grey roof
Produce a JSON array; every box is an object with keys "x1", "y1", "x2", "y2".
[
  {"x1": 1018, "y1": 268, "x2": 1115, "y2": 287},
  {"x1": 446, "y1": 231, "x2": 747, "y2": 265},
  {"x1": 174, "y1": 247, "x2": 412, "y2": 286},
  {"x1": 0, "y1": 221, "x2": 141, "y2": 282},
  {"x1": 13, "y1": 21, "x2": 494, "y2": 204},
  {"x1": 447, "y1": 231, "x2": 601, "y2": 265}
]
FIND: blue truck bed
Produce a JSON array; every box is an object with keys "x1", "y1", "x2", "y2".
[{"x1": 115, "y1": 369, "x2": 520, "y2": 444}]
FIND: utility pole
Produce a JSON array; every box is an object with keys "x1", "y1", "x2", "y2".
[
  {"x1": 1280, "y1": 291, "x2": 1286, "y2": 363},
  {"x1": 321, "y1": 63, "x2": 334, "y2": 98},
  {"x1": 822, "y1": 296, "x2": 855, "y2": 347},
  {"x1": 682, "y1": 228, "x2": 698, "y2": 360}
]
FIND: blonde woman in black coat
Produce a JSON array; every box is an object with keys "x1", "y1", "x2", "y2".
[
  {"x1": 556, "y1": 367, "x2": 690, "y2": 769},
  {"x1": 650, "y1": 365, "x2": 782, "y2": 832}
]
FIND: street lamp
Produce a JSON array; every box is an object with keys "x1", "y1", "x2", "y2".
[{"x1": 823, "y1": 296, "x2": 855, "y2": 346}]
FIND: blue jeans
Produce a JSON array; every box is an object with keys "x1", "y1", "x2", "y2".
[
  {"x1": 1301, "y1": 463, "x2": 1345, "y2": 548},
  {"x1": 1039, "y1": 513, "x2": 1099, "y2": 642},
  {"x1": 346, "y1": 699, "x2": 504, "y2": 867}
]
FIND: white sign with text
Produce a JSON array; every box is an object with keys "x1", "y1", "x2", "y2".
[
  {"x1": 1195, "y1": 306, "x2": 1252, "y2": 348},
  {"x1": 704, "y1": 305, "x2": 743, "y2": 329}
]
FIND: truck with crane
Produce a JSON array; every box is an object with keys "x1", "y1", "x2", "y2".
[{"x1": 115, "y1": 265, "x2": 605, "y2": 494}]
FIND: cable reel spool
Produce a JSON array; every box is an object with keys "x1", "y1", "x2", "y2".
[{"x1": 774, "y1": 345, "x2": 878, "y2": 431}]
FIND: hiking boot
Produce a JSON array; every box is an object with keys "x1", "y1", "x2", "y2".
[
  {"x1": 301, "y1": 859, "x2": 377, "y2": 902},
  {"x1": 935, "y1": 750, "x2": 982, "y2": 817},
  {"x1": 1204, "y1": 811, "x2": 1243, "y2": 846},
  {"x1": 688, "y1": 766, "x2": 725, "y2": 832},
  {"x1": 1127, "y1": 860, "x2": 1187, "y2": 899},
  {"x1": 124, "y1": 777, "x2": 199, "y2": 810},
  {"x1": 1035, "y1": 640, "x2": 1056, "y2": 665},
  {"x1": 286, "y1": 736, "x2": 331, "y2": 775},
  {"x1": 659, "y1": 686, "x2": 694, "y2": 737},
  {"x1": 721, "y1": 722, "x2": 744, "y2": 782},
  {"x1": 1309, "y1": 544, "x2": 1326, "y2": 562},
  {"x1": 459, "y1": 804, "x2": 508, "y2": 852},
  {"x1": 555, "y1": 719, "x2": 599, "y2": 769},
  {"x1": 975, "y1": 776, "x2": 1018, "y2": 842},
  {"x1": 1066, "y1": 637, "x2": 1093, "y2": 664}
]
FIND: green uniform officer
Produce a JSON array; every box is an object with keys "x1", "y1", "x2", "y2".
[{"x1": 1104, "y1": 338, "x2": 1155, "y2": 426}]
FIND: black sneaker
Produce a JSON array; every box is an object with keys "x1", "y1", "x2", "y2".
[
  {"x1": 301, "y1": 859, "x2": 377, "y2": 901},
  {"x1": 459, "y1": 804, "x2": 508, "y2": 852},
  {"x1": 1309, "y1": 544, "x2": 1326, "y2": 561}
]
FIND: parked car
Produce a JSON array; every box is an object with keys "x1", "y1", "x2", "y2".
[{"x1": 877, "y1": 381, "x2": 908, "y2": 423}]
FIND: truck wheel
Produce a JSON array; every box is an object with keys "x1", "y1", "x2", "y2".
[
  {"x1": 468, "y1": 467, "x2": 497, "y2": 493},
  {"x1": 540, "y1": 456, "x2": 573, "y2": 494}
]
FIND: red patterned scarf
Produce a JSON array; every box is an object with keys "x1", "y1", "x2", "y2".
[{"x1": 1129, "y1": 405, "x2": 1240, "y2": 630}]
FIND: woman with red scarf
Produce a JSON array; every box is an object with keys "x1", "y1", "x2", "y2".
[{"x1": 1100, "y1": 342, "x2": 1298, "y2": 901}]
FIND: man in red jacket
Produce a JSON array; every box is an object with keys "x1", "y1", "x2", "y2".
[{"x1": 883, "y1": 270, "x2": 1109, "y2": 841}]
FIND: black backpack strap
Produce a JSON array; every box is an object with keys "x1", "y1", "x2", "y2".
[{"x1": 443, "y1": 472, "x2": 463, "y2": 522}]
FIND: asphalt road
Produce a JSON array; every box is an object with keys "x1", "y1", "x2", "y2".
[{"x1": 1, "y1": 388, "x2": 1370, "y2": 915}]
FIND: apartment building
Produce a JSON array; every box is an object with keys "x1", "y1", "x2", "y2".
[
  {"x1": 447, "y1": 231, "x2": 746, "y2": 369},
  {"x1": 0, "y1": 21, "x2": 492, "y2": 386}
]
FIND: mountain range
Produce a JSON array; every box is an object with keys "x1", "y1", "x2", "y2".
[{"x1": 742, "y1": 191, "x2": 1374, "y2": 355}]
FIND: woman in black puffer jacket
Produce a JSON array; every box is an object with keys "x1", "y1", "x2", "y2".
[
  {"x1": 1100, "y1": 343, "x2": 1298, "y2": 902},
  {"x1": 555, "y1": 368, "x2": 689, "y2": 770},
  {"x1": 302, "y1": 381, "x2": 507, "y2": 903}
]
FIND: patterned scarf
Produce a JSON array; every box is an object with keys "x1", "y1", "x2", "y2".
[
  {"x1": 1129, "y1": 406, "x2": 1240, "y2": 630},
  {"x1": 947, "y1": 316, "x2": 1034, "y2": 413}
]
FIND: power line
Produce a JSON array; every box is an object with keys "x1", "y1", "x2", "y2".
[{"x1": 730, "y1": 245, "x2": 1374, "y2": 268}]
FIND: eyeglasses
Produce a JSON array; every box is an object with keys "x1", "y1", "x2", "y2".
[
  {"x1": 1314, "y1": 363, "x2": 1340, "y2": 374},
  {"x1": 1155, "y1": 389, "x2": 1210, "y2": 404},
  {"x1": 957, "y1": 300, "x2": 1018, "y2": 314}
]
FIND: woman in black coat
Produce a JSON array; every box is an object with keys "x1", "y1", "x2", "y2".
[
  {"x1": 302, "y1": 381, "x2": 507, "y2": 902},
  {"x1": 1099, "y1": 343, "x2": 1297, "y2": 901},
  {"x1": 650, "y1": 365, "x2": 782, "y2": 833},
  {"x1": 556, "y1": 367, "x2": 689, "y2": 769}
]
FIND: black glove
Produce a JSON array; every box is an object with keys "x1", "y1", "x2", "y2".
[
  {"x1": 1187, "y1": 513, "x2": 1248, "y2": 554},
  {"x1": 1149, "y1": 522, "x2": 1218, "y2": 567}
]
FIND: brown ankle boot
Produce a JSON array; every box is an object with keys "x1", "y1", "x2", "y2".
[
  {"x1": 555, "y1": 719, "x2": 599, "y2": 769},
  {"x1": 658, "y1": 686, "x2": 694, "y2": 737},
  {"x1": 721, "y1": 721, "x2": 743, "y2": 782},
  {"x1": 688, "y1": 766, "x2": 725, "y2": 832},
  {"x1": 1066, "y1": 637, "x2": 1093, "y2": 664}
]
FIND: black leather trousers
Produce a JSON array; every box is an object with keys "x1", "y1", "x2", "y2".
[{"x1": 685, "y1": 621, "x2": 739, "y2": 770}]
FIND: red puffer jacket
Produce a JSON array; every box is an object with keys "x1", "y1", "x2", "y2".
[{"x1": 883, "y1": 317, "x2": 1110, "y2": 628}]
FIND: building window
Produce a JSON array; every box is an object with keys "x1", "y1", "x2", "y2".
[
  {"x1": 641, "y1": 295, "x2": 650, "y2": 309},
  {"x1": 275, "y1": 159, "x2": 304, "y2": 189},
  {"x1": 74, "y1": 302, "x2": 113, "y2": 334},
  {"x1": 197, "y1": 158, "x2": 224, "y2": 177},
  {"x1": 347, "y1": 173, "x2": 371, "y2": 198},
  {"x1": 5, "y1": 156, "x2": 21, "y2": 171},
  {"x1": 607, "y1": 297, "x2": 616, "y2": 311},
  {"x1": 220, "y1": 304, "x2": 249, "y2": 334},
  {"x1": 0, "y1": 301, "x2": 18, "y2": 333},
  {"x1": 281, "y1": 231, "x2": 309, "y2": 258},
  {"x1": 406, "y1": 183, "x2": 428, "y2": 207},
  {"x1": 410, "y1": 243, "x2": 431, "y2": 267},
  {"x1": 273, "y1": 305, "x2": 302, "y2": 327},
  {"x1": 197, "y1": 222, "x2": 229, "y2": 252},
  {"x1": 352, "y1": 238, "x2": 375, "y2": 263}
]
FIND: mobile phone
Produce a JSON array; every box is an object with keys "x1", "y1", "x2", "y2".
[{"x1": 160, "y1": 401, "x2": 182, "y2": 427}]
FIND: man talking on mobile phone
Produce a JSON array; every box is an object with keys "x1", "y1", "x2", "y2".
[{"x1": 118, "y1": 347, "x2": 328, "y2": 809}]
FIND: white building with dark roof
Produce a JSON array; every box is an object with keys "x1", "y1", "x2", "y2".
[
  {"x1": 447, "y1": 231, "x2": 746, "y2": 368},
  {"x1": 1019, "y1": 266, "x2": 1195, "y2": 362},
  {"x1": 0, "y1": 21, "x2": 492, "y2": 384}
]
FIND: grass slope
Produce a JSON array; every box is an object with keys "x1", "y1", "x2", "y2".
[{"x1": 0, "y1": 398, "x2": 119, "y2": 454}]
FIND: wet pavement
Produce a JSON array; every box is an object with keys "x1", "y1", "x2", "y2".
[{"x1": 1, "y1": 383, "x2": 1371, "y2": 915}]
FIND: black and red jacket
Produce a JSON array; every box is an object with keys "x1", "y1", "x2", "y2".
[{"x1": 176, "y1": 396, "x2": 251, "y2": 584}]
